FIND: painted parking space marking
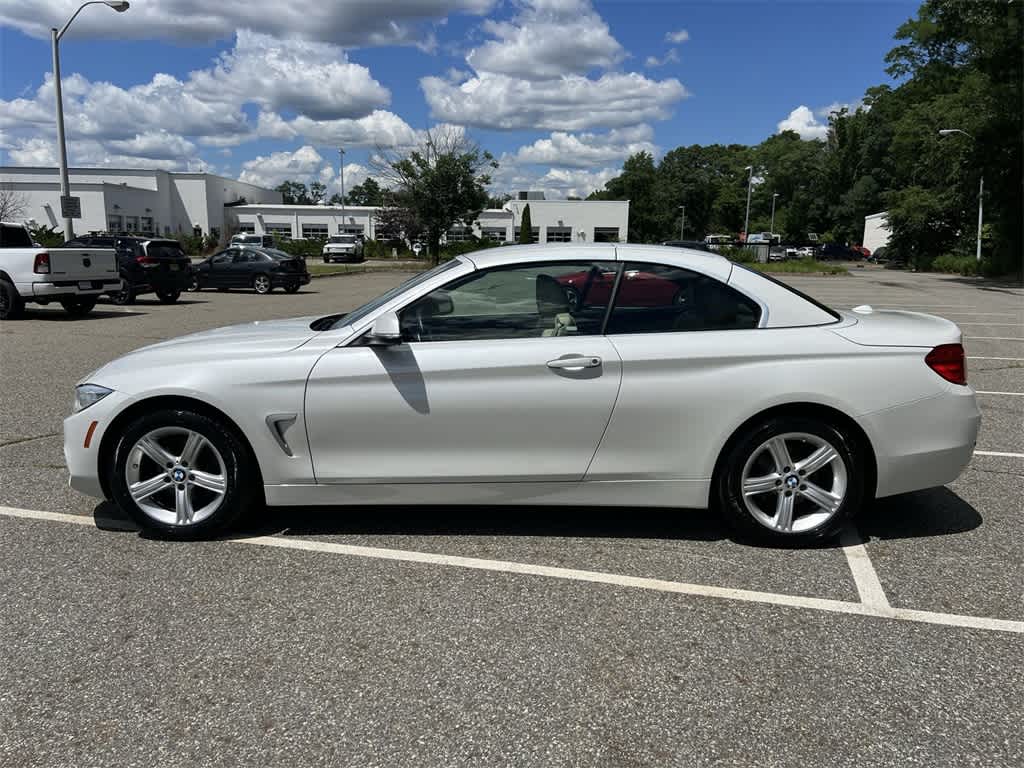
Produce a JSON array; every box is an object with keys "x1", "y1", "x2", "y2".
[
  {"x1": 1, "y1": 504, "x2": 1021, "y2": 635},
  {"x1": 967, "y1": 337, "x2": 1024, "y2": 342},
  {"x1": 839, "y1": 528, "x2": 890, "y2": 610},
  {"x1": 967, "y1": 356, "x2": 1024, "y2": 361},
  {"x1": 975, "y1": 391, "x2": 1024, "y2": 397},
  {"x1": 973, "y1": 450, "x2": 1024, "y2": 459}
]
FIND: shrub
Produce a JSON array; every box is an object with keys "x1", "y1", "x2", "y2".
[
  {"x1": 718, "y1": 244, "x2": 756, "y2": 264},
  {"x1": 932, "y1": 253, "x2": 978, "y2": 276},
  {"x1": 439, "y1": 237, "x2": 501, "y2": 261}
]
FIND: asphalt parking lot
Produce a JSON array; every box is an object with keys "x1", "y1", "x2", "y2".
[{"x1": 1, "y1": 266, "x2": 1022, "y2": 766}]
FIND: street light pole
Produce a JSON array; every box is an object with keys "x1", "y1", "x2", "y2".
[
  {"x1": 50, "y1": 1, "x2": 130, "y2": 241},
  {"x1": 338, "y1": 147, "x2": 346, "y2": 229},
  {"x1": 678, "y1": 205, "x2": 685, "y2": 240},
  {"x1": 743, "y1": 165, "x2": 753, "y2": 242},
  {"x1": 938, "y1": 128, "x2": 984, "y2": 262},
  {"x1": 770, "y1": 192, "x2": 779, "y2": 238}
]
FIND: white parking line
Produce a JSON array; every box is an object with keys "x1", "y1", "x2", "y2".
[
  {"x1": 958, "y1": 323, "x2": 1024, "y2": 327},
  {"x1": 976, "y1": 391, "x2": 1024, "y2": 397},
  {"x1": 1, "y1": 504, "x2": 1021, "y2": 635},
  {"x1": 967, "y1": 356, "x2": 1024, "y2": 361},
  {"x1": 974, "y1": 450, "x2": 1024, "y2": 459},
  {"x1": 839, "y1": 528, "x2": 891, "y2": 611},
  {"x1": 968, "y1": 337, "x2": 1024, "y2": 341}
]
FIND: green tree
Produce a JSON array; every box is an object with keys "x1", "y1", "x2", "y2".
[
  {"x1": 374, "y1": 127, "x2": 496, "y2": 264},
  {"x1": 518, "y1": 203, "x2": 532, "y2": 244},
  {"x1": 275, "y1": 181, "x2": 311, "y2": 205},
  {"x1": 28, "y1": 223, "x2": 64, "y2": 247},
  {"x1": 309, "y1": 181, "x2": 327, "y2": 204},
  {"x1": 345, "y1": 178, "x2": 385, "y2": 206}
]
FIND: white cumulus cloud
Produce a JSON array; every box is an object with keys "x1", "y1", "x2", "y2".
[{"x1": 777, "y1": 105, "x2": 828, "y2": 141}]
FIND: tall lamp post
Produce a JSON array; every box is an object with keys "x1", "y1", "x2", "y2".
[
  {"x1": 938, "y1": 129, "x2": 983, "y2": 262},
  {"x1": 770, "y1": 192, "x2": 779, "y2": 238},
  {"x1": 678, "y1": 204, "x2": 685, "y2": 240},
  {"x1": 338, "y1": 147, "x2": 346, "y2": 230},
  {"x1": 51, "y1": 1, "x2": 130, "y2": 240},
  {"x1": 742, "y1": 165, "x2": 753, "y2": 241}
]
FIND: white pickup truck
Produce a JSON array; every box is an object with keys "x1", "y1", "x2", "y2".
[{"x1": 0, "y1": 222, "x2": 120, "y2": 320}]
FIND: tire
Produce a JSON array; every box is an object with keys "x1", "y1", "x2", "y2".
[
  {"x1": 323, "y1": 256, "x2": 332, "y2": 264},
  {"x1": 60, "y1": 297, "x2": 98, "y2": 317},
  {"x1": 253, "y1": 274, "x2": 272, "y2": 294},
  {"x1": 0, "y1": 279, "x2": 25, "y2": 320},
  {"x1": 156, "y1": 289, "x2": 181, "y2": 304},
  {"x1": 284, "y1": 283, "x2": 300, "y2": 294},
  {"x1": 187, "y1": 276, "x2": 200, "y2": 292},
  {"x1": 108, "y1": 407, "x2": 258, "y2": 539},
  {"x1": 110, "y1": 280, "x2": 135, "y2": 305},
  {"x1": 715, "y1": 415, "x2": 864, "y2": 546}
]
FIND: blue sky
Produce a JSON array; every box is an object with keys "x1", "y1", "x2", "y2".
[{"x1": 1, "y1": 0, "x2": 918, "y2": 197}]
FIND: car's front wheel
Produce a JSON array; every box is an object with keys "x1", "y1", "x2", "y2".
[
  {"x1": 109, "y1": 408, "x2": 257, "y2": 539},
  {"x1": 0, "y1": 279, "x2": 24, "y2": 320},
  {"x1": 156, "y1": 289, "x2": 181, "y2": 304},
  {"x1": 716, "y1": 415, "x2": 864, "y2": 545},
  {"x1": 253, "y1": 274, "x2": 272, "y2": 294}
]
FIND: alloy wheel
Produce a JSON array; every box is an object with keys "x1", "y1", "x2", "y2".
[
  {"x1": 739, "y1": 432, "x2": 848, "y2": 534},
  {"x1": 124, "y1": 427, "x2": 227, "y2": 526},
  {"x1": 254, "y1": 275, "x2": 271, "y2": 294}
]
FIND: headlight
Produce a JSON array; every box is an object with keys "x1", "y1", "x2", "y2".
[{"x1": 74, "y1": 384, "x2": 113, "y2": 413}]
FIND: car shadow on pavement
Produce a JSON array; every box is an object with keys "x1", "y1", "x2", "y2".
[
  {"x1": 17, "y1": 309, "x2": 148, "y2": 320},
  {"x1": 856, "y1": 487, "x2": 982, "y2": 541}
]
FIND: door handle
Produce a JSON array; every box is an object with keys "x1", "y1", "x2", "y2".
[{"x1": 547, "y1": 356, "x2": 602, "y2": 370}]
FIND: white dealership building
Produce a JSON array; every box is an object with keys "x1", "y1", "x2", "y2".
[{"x1": 1, "y1": 166, "x2": 630, "y2": 244}]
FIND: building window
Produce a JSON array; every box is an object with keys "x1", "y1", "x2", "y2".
[
  {"x1": 340, "y1": 225, "x2": 365, "y2": 236},
  {"x1": 107, "y1": 214, "x2": 122, "y2": 231},
  {"x1": 236, "y1": 223, "x2": 256, "y2": 234},
  {"x1": 264, "y1": 223, "x2": 293, "y2": 237},
  {"x1": 546, "y1": 227, "x2": 572, "y2": 243},
  {"x1": 447, "y1": 227, "x2": 474, "y2": 243},
  {"x1": 301, "y1": 223, "x2": 330, "y2": 239},
  {"x1": 594, "y1": 227, "x2": 620, "y2": 243},
  {"x1": 124, "y1": 216, "x2": 139, "y2": 232},
  {"x1": 481, "y1": 227, "x2": 507, "y2": 243},
  {"x1": 140, "y1": 216, "x2": 153, "y2": 233}
]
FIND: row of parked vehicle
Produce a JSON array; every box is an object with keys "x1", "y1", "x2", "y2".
[{"x1": 0, "y1": 222, "x2": 311, "y2": 320}]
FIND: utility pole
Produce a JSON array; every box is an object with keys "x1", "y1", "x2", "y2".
[
  {"x1": 938, "y1": 129, "x2": 984, "y2": 262},
  {"x1": 770, "y1": 192, "x2": 779, "y2": 238},
  {"x1": 338, "y1": 146, "x2": 346, "y2": 231},
  {"x1": 743, "y1": 165, "x2": 753, "y2": 241},
  {"x1": 678, "y1": 205, "x2": 685, "y2": 240}
]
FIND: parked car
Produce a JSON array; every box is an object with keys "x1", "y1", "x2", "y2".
[
  {"x1": 0, "y1": 222, "x2": 120, "y2": 320},
  {"x1": 191, "y1": 246, "x2": 310, "y2": 294},
  {"x1": 869, "y1": 246, "x2": 890, "y2": 264},
  {"x1": 818, "y1": 243, "x2": 862, "y2": 261},
  {"x1": 65, "y1": 244, "x2": 979, "y2": 546},
  {"x1": 65, "y1": 235, "x2": 192, "y2": 305},
  {"x1": 796, "y1": 247, "x2": 816, "y2": 259},
  {"x1": 230, "y1": 233, "x2": 277, "y2": 248},
  {"x1": 851, "y1": 245, "x2": 872, "y2": 259},
  {"x1": 322, "y1": 234, "x2": 364, "y2": 263}
]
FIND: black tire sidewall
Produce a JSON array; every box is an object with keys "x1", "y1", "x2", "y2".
[
  {"x1": 109, "y1": 408, "x2": 252, "y2": 539},
  {"x1": 717, "y1": 416, "x2": 864, "y2": 545},
  {"x1": 157, "y1": 290, "x2": 181, "y2": 304},
  {"x1": 0, "y1": 280, "x2": 24, "y2": 320},
  {"x1": 61, "y1": 297, "x2": 97, "y2": 316}
]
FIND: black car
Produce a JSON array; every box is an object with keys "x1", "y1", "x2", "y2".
[
  {"x1": 817, "y1": 243, "x2": 862, "y2": 261},
  {"x1": 65, "y1": 235, "x2": 192, "y2": 304},
  {"x1": 191, "y1": 246, "x2": 311, "y2": 294}
]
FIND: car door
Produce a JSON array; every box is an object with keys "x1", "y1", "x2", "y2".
[
  {"x1": 205, "y1": 251, "x2": 234, "y2": 287},
  {"x1": 305, "y1": 259, "x2": 623, "y2": 484}
]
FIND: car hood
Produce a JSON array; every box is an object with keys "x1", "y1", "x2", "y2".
[{"x1": 84, "y1": 316, "x2": 323, "y2": 385}]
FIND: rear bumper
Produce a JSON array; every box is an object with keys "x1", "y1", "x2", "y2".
[
  {"x1": 272, "y1": 273, "x2": 311, "y2": 286},
  {"x1": 19, "y1": 280, "x2": 121, "y2": 299},
  {"x1": 863, "y1": 386, "x2": 981, "y2": 498}
]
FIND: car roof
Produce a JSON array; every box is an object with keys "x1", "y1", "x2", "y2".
[{"x1": 461, "y1": 243, "x2": 733, "y2": 282}]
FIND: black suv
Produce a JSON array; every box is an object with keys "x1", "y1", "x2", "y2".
[{"x1": 65, "y1": 235, "x2": 192, "y2": 304}]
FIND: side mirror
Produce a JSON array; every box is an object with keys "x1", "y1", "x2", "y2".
[{"x1": 365, "y1": 311, "x2": 402, "y2": 346}]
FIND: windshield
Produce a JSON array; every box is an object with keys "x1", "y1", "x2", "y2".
[
  {"x1": 329, "y1": 235, "x2": 357, "y2": 244},
  {"x1": 326, "y1": 259, "x2": 462, "y2": 330}
]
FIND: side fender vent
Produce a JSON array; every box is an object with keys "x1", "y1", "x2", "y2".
[{"x1": 266, "y1": 413, "x2": 298, "y2": 456}]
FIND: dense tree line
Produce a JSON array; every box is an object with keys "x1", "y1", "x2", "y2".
[{"x1": 590, "y1": 0, "x2": 1021, "y2": 275}]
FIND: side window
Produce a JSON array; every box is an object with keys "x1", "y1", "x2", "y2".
[
  {"x1": 399, "y1": 261, "x2": 616, "y2": 342},
  {"x1": 606, "y1": 262, "x2": 761, "y2": 334},
  {"x1": 211, "y1": 251, "x2": 233, "y2": 265}
]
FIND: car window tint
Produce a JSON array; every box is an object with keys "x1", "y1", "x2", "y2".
[
  {"x1": 606, "y1": 262, "x2": 761, "y2": 334},
  {"x1": 399, "y1": 261, "x2": 616, "y2": 342},
  {"x1": 211, "y1": 251, "x2": 233, "y2": 265}
]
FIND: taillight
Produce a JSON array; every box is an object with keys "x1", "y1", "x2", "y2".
[
  {"x1": 135, "y1": 255, "x2": 158, "y2": 265},
  {"x1": 926, "y1": 344, "x2": 967, "y2": 385},
  {"x1": 33, "y1": 252, "x2": 51, "y2": 274}
]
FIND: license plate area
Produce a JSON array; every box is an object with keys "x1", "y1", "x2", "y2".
[{"x1": 78, "y1": 281, "x2": 93, "y2": 290}]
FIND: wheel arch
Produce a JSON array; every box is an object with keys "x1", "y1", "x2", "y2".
[
  {"x1": 710, "y1": 402, "x2": 878, "y2": 502},
  {"x1": 97, "y1": 394, "x2": 265, "y2": 501}
]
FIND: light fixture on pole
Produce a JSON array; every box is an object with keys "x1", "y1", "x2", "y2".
[
  {"x1": 678, "y1": 204, "x2": 685, "y2": 240},
  {"x1": 742, "y1": 166, "x2": 753, "y2": 242},
  {"x1": 51, "y1": 1, "x2": 130, "y2": 241},
  {"x1": 338, "y1": 147, "x2": 346, "y2": 227},
  {"x1": 938, "y1": 129, "x2": 983, "y2": 262},
  {"x1": 770, "y1": 192, "x2": 779, "y2": 238}
]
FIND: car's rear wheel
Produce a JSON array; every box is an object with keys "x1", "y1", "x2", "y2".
[
  {"x1": 109, "y1": 408, "x2": 256, "y2": 539},
  {"x1": 716, "y1": 416, "x2": 864, "y2": 545},
  {"x1": 156, "y1": 289, "x2": 181, "y2": 304},
  {"x1": 187, "y1": 275, "x2": 200, "y2": 291},
  {"x1": 284, "y1": 283, "x2": 300, "y2": 294},
  {"x1": 0, "y1": 279, "x2": 24, "y2": 320},
  {"x1": 60, "y1": 297, "x2": 97, "y2": 317},
  {"x1": 253, "y1": 274, "x2": 272, "y2": 294}
]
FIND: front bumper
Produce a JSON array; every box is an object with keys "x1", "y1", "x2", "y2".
[
  {"x1": 323, "y1": 251, "x2": 362, "y2": 262},
  {"x1": 863, "y1": 385, "x2": 982, "y2": 498},
  {"x1": 63, "y1": 390, "x2": 130, "y2": 500}
]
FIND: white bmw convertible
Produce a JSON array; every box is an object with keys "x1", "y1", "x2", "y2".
[{"x1": 64, "y1": 245, "x2": 980, "y2": 545}]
